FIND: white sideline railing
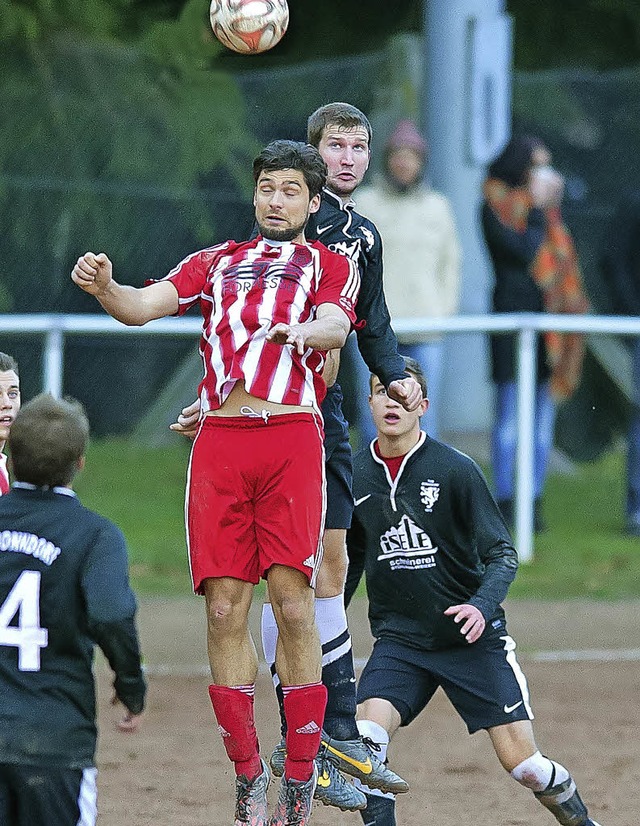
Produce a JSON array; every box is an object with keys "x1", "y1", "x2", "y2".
[{"x1": 2, "y1": 311, "x2": 640, "y2": 563}]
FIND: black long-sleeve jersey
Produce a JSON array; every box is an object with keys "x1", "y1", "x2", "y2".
[
  {"x1": 0, "y1": 485, "x2": 146, "y2": 768},
  {"x1": 307, "y1": 189, "x2": 407, "y2": 390},
  {"x1": 345, "y1": 434, "x2": 519, "y2": 650}
]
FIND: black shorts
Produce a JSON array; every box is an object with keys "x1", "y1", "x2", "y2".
[
  {"x1": 322, "y1": 384, "x2": 354, "y2": 531},
  {"x1": 0, "y1": 763, "x2": 97, "y2": 826},
  {"x1": 356, "y1": 621, "x2": 534, "y2": 734}
]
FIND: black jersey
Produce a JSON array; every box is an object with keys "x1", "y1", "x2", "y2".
[
  {"x1": 307, "y1": 189, "x2": 407, "y2": 390},
  {"x1": 0, "y1": 484, "x2": 146, "y2": 769},
  {"x1": 345, "y1": 434, "x2": 518, "y2": 650}
]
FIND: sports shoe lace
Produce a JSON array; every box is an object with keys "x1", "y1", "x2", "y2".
[
  {"x1": 361, "y1": 736, "x2": 383, "y2": 757},
  {"x1": 235, "y1": 774, "x2": 253, "y2": 823},
  {"x1": 283, "y1": 782, "x2": 310, "y2": 826}
]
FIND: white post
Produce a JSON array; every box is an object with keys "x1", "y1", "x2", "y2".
[
  {"x1": 43, "y1": 326, "x2": 64, "y2": 398},
  {"x1": 424, "y1": 0, "x2": 512, "y2": 432},
  {"x1": 515, "y1": 326, "x2": 537, "y2": 562}
]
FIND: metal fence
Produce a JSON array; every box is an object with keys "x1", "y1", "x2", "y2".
[{"x1": 1, "y1": 311, "x2": 638, "y2": 563}]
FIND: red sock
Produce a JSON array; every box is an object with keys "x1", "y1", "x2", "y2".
[
  {"x1": 208, "y1": 684, "x2": 262, "y2": 779},
  {"x1": 282, "y1": 682, "x2": 327, "y2": 782}
]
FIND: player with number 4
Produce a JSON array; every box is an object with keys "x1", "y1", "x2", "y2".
[{"x1": 0, "y1": 394, "x2": 146, "y2": 826}]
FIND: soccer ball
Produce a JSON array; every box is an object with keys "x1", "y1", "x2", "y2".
[{"x1": 209, "y1": 0, "x2": 289, "y2": 55}]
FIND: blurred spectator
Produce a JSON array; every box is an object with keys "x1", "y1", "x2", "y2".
[
  {"x1": 482, "y1": 135, "x2": 590, "y2": 531},
  {"x1": 600, "y1": 191, "x2": 640, "y2": 536},
  {"x1": 351, "y1": 119, "x2": 461, "y2": 442}
]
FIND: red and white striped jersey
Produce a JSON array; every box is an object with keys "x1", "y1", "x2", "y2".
[
  {"x1": 159, "y1": 236, "x2": 360, "y2": 412},
  {"x1": 0, "y1": 454, "x2": 9, "y2": 495}
]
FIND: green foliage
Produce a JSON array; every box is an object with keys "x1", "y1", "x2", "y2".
[
  {"x1": 74, "y1": 437, "x2": 640, "y2": 599},
  {"x1": 0, "y1": 0, "x2": 257, "y2": 307},
  {"x1": 507, "y1": 0, "x2": 640, "y2": 69}
]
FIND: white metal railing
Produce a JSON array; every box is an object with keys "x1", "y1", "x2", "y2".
[{"x1": 2, "y1": 311, "x2": 640, "y2": 563}]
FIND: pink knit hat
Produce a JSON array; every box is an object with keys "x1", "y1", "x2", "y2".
[{"x1": 385, "y1": 119, "x2": 427, "y2": 155}]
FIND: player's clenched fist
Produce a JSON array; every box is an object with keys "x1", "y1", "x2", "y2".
[{"x1": 71, "y1": 252, "x2": 113, "y2": 296}]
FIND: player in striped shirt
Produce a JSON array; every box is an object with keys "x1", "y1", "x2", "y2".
[
  {"x1": 0, "y1": 353, "x2": 20, "y2": 495},
  {"x1": 72, "y1": 140, "x2": 359, "y2": 826}
]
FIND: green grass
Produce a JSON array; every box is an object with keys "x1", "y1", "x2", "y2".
[
  {"x1": 75, "y1": 439, "x2": 194, "y2": 596},
  {"x1": 74, "y1": 438, "x2": 640, "y2": 599},
  {"x1": 509, "y1": 451, "x2": 640, "y2": 600}
]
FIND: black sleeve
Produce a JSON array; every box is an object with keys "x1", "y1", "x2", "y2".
[
  {"x1": 354, "y1": 231, "x2": 408, "y2": 389},
  {"x1": 481, "y1": 202, "x2": 546, "y2": 267},
  {"x1": 344, "y1": 513, "x2": 367, "y2": 608},
  {"x1": 82, "y1": 521, "x2": 146, "y2": 714},
  {"x1": 91, "y1": 617, "x2": 147, "y2": 714},
  {"x1": 600, "y1": 195, "x2": 640, "y2": 315},
  {"x1": 464, "y1": 462, "x2": 519, "y2": 620}
]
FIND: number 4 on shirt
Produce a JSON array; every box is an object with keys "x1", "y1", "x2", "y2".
[{"x1": 0, "y1": 570, "x2": 48, "y2": 671}]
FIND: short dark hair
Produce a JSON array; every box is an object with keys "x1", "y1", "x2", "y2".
[
  {"x1": 253, "y1": 140, "x2": 327, "y2": 198},
  {"x1": 307, "y1": 102, "x2": 372, "y2": 149},
  {"x1": 370, "y1": 356, "x2": 428, "y2": 399},
  {"x1": 0, "y1": 352, "x2": 18, "y2": 375},
  {"x1": 9, "y1": 394, "x2": 90, "y2": 488},
  {"x1": 487, "y1": 134, "x2": 543, "y2": 187}
]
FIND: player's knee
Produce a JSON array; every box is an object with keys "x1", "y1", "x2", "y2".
[
  {"x1": 206, "y1": 598, "x2": 243, "y2": 638},
  {"x1": 315, "y1": 560, "x2": 347, "y2": 596},
  {"x1": 272, "y1": 594, "x2": 315, "y2": 636},
  {"x1": 316, "y1": 530, "x2": 348, "y2": 596}
]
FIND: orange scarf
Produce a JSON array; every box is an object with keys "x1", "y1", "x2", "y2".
[{"x1": 484, "y1": 178, "x2": 590, "y2": 400}]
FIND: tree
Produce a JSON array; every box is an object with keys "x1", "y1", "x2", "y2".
[{"x1": 0, "y1": 0, "x2": 257, "y2": 311}]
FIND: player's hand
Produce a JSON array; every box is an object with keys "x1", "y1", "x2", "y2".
[
  {"x1": 71, "y1": 252, "x2": 113, "y2": 296},
  {"x1": 387, "y1": 376, "x2": 423, "y2": 411},
  {"x1": 322, "y1": 350, "x2": 340, "y2": 388},
  {"x1": 267, "y1": 322, "x2": 306, "y2": 355},
  {"x1": 111, "y1": 695, "x2": 143, "y2": 733},
  {"x1": 169, "y1": 398, "x2": 201, "y2": 440},
  {"x1": 444, "y1": 603, "x2": 486, "y2": 644}
]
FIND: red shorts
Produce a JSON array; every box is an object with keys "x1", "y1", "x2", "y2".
[{"x1": 186, "y1": 413, "x2": 326, "y2": 593}]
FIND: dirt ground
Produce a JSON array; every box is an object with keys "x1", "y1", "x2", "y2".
[{"x1": 95, "y1": 597, "x2": 640, "y2": 825}]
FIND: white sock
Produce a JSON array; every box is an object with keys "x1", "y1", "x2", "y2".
[
  {"x1": 315, "y1": 595, "x2": 352, "y2": 667},
  {"x1": 354, "y1": 720, "x2": 394, "y2": 800},
  {"x1": 260, "y1": 603, "x2": 278, "y2": 671}
]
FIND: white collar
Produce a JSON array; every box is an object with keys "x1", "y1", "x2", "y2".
[{"x1": 12, "y1": 481, "x2": 77, "y2": 498}]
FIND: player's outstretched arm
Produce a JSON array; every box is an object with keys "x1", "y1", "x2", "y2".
[{"x1": 71, "y1": 252, "x2": 179, "y2": 326}]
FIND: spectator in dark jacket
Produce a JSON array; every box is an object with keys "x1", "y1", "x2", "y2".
[
  {"x1": 600, "y1": 191, "x2": 640, "y2": 536},
  {"x1": 481, "y1": 135, "x2": 589, "y2": 530}
]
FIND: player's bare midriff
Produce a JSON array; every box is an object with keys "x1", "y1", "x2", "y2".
[{"x1": 204, "y1": 381, "x2": 311, "y2": 417}]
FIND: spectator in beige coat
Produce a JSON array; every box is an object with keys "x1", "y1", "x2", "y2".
[{"x1": 353, "y1": 119, "x2": 461, "y2": 440}]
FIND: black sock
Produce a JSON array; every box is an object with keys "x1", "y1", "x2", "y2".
[
  {"x1": 270, "y1": 665, "x2": 287, "y2": 739},
  {"x1": 321, "y1": 648, "x2": 359, "y2": 740},
  {"x1": 359, "y1": 793, "x2": 396, "y2": 826}
]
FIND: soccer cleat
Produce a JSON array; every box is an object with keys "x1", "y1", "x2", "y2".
[
  {"x1": 234, "y1": 758, "x2": 270, "y2": 826},
  {"x1": 315, "y1": 746, "x2": 367, "y2": 811},
  {"x1": 269, "y1": 764, "x2": 317, "y2": 826},
  {"x1": 269, "y1": 739, "x2": 286, "y2": 778},
  {"x1": 269, "y1": 739, "x2": 366, "y2": 811},
  {"x1": 320, "y1": 733, "x2": 409, "y2": 794}
]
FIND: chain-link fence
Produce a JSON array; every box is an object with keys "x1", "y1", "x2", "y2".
[{"x1": 1, "y1": 37, "x2": 638, "y2": 444}]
